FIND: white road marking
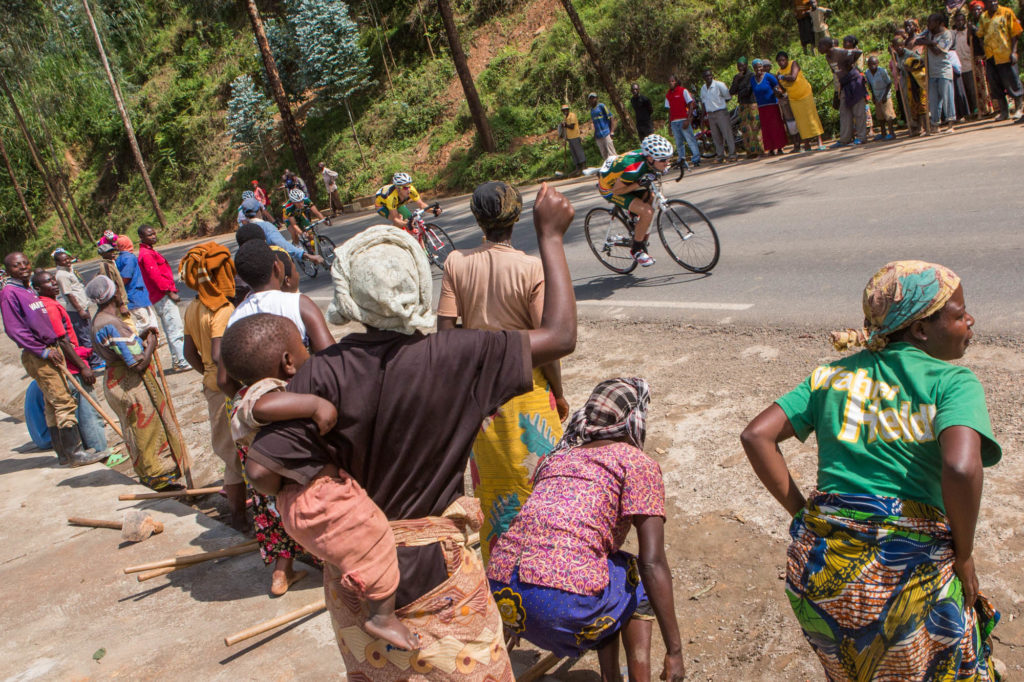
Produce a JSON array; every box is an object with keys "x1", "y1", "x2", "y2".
[{"x1": 576, "y1": 300, "x2": 753, "y2": 311}]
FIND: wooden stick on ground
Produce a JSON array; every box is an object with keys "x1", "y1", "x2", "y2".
[
  {"x1": 68, "y1": 517, "x2": 122, "y2": 530},
  {"x1": 59, "y1": 366, "x2": 124, "y2": 440},
  {"x1": 118, "y1": 486, "x2": 222, "y2": 501},
  {"x1": 123, "y1": 538, "x2": 258, "y2": 574},
  {"x1": 136, "y1": 565, "x2": 178, "y2": 582},
  {"x1": 151, "y1": 351, "x2": 195, "y2": 489},
  {"x1": 519, "y1": 652, "x2": 561, "y2": 682},
  {"x1": 224, "y1": 598, "x2": 327, "y2": 646}
]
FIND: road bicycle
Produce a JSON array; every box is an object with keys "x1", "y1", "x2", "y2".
[
  {"x1": 298, "y1": 219, "x2": 337, "y2": 278},
  {"x1": 584, "y1": 164, "x2": 720, "y2": 275},
  {"x1": 406, "y1": 202, "x2": 455, "y2": 271}
]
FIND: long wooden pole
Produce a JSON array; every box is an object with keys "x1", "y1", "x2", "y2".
[
  {"x1": 59, "y1": 366, "x2": 124, "y2": 440},
  {"x1": 224, "y1": 598, "x2": 327, "y2": 646},
  {"x1": 80, "y1": 0, "x2": 167, "y2": 230},
  {"x1": 123, "y1": 539, "x2": 259, "y2": 574},
  {"x1": 0, "y1": 72, "x2": 76, "y2": 239},
  {"x1": 119, "y1": 486, "x2": 221, "y2": 501},
  {"x1": 151, "y1": 352, "x2": 194, "y2": 489},
  {"x1": 0, "y1": 132, "x2": 38, "y2": 235}
]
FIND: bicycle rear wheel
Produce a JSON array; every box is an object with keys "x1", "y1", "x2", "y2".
[
  {"x1": 657, "y1": 199, "x2": 720, "y2": 273},
  {"x1": 299, "y1": 236, "x2": 318, "y2": 278},
  {"x1": 584, "y1": 207, "x2": 638, "y2": 274},
  {"x1": 423, "y1": 223, "x2": 455, "y2": 270},
  {"x1": 317, "y1": 234, "x2": 338, "y2": 268}
]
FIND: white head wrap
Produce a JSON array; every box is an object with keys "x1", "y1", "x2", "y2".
[{"x1": 327, "y1": 225, "x2": 435, "y2": 335}]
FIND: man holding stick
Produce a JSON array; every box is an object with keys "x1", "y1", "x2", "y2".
[{"x1": 1, "y1": 252, "x2": 104, "y2": 467}]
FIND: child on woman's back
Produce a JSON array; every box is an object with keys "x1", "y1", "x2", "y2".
[{"x1": 221, "y1": 313, "x2": 418, "y2": 650}]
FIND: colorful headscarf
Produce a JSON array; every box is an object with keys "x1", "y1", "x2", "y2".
[
  {"x1": 829, "y1": 260, "x2": 960, "y2": 351},
  {"x1": 84, "y1": 275, "x2": 117, "y2": 305},
  {"x1": 51, "y1": 247, "x2": 70, "y2": 259},
  {"x1": 115, "y1": 235, "x2": 133, "y2": 252},
  {"x1": 737, "y1": 56, "x2": 748, "y2": 66},
  {"x1": 969, "y1": 0, "x2": 984, "y2": 9},
  {"x1": 179, "y1": 242, "x2": 236, "y2": 311},
  {"x1": 550, "y1": 378, "x2": 651, "y2": 456},
  {"x1": 470, "y1": 181, "x2": 523, "y2": 233}
]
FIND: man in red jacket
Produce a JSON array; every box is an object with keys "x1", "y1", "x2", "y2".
[
  {"x1": 666, "y1": 76, "x2": 701, "y2": 168},
  {"x1": 137, "y1": 224, "x2": 189, "y2": 370}
]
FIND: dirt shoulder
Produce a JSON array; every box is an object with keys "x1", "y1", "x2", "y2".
[{"x1": 1, "y1": 318, "x2": 1021, "y2": 679}]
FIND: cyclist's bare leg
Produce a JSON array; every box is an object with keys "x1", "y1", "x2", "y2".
[
  {"x1": 630, "y1": 197, "x2": 654, "y2": 243},
  {"x1": 286, "y1": 217, "x2": 302, "y2": 244}
]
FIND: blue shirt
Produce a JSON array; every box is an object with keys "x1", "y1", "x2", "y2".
[
  {"x1": 115, "y1": 251, "x2": 152, "y2": 311},
  {"x1": 750, "y1": 73, "x2": 781, "y2": 106},
  {"x1": 251, "y1": 219, "x2": 306, "y2": 262},
  {"x1": 590, "y1": 103, "x2": 613, "y2": 139}
]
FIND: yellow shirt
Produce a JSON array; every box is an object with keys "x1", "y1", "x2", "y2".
[
  {"x1": 563, "y1": 111, "x2": 581, "y2": 140},
  {"x1": 978, "y1": 6, "x2": 1023, "y2": 64},
  {"x1": 183, "y1": 300, "x2": 235, "y2": 392}
]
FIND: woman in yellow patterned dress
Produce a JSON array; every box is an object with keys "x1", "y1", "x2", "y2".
[{"x1": 437, "y1": 181, "x2": 568, "y2": 564}]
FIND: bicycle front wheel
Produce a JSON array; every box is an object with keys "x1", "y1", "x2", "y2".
[
  {"x1": 299, "y1": 237, "x2": 318, "y2": 278},
  {"x1": 317, "y1": 234, "x2": 338, "y2": 269},
  {"x1": 657, "y1": 199, "x2": 720, "y2": 273},
  {"x1": 584, "y1": 207, "x2": 637, "y2": 274},
  {"x1": 423, "y1": 223, "x2": 455, "y2": 270}
]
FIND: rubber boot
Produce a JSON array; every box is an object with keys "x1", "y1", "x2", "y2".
[
  {"x1": 995, "y1": 99, "x2": 1009, "y2": 121},
  {"x1": 50, "y1": 427, "x2": 70, "y2": 467},
  {"x1": 58, "y1": 426, "x2": 106, "y2": 467}
]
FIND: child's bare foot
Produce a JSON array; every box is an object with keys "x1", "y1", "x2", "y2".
[
  {"x1": 270, "y1": 567, "x2": 307, "y2": 596},
  {"x1": 365, "y1": 613, "x2": 420, "y2": 650}
]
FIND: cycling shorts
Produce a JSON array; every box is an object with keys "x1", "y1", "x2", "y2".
[
  {"x1": 376, "y1": 204, "x2": 413, "y2": 220},
  {"x1": 601, "y1": 189, "x2": 648, "y2": 211}
]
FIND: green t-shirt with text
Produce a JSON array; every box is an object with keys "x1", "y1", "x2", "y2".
[{"x1": 776, "y1": 342, "x2": 1001, "y2": 512}]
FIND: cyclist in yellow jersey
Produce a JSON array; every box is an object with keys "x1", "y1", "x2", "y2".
[
  {"x1": 596, "y1": 134, "x2": 674, "y2": 267},
  {"x1": 374, "y1": 172, "x2": 441, "y2": 230}
]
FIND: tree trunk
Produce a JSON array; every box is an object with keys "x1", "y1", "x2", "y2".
[
  {"x1": 556, "y1": 0, "x2": 634, "y2": 141},
  {"x1": 343, "y1": 98, "x2": 368, "y2": 169},
  {"x1": 415, "y1": 0, "x2": 436, "y2": 59},
  {"x1": 0, "y1": 72, "x2": 76, "y2": 240},
  {"x1": 81, "y1": 0, "x2": 168, "y2": 231},
  {"x1": 59, "y1": 175, "x2": 90, "y2": 243},
  {"x1": 244, "y1": 0, "x2": 318, "y2": 204},
  {"x1": 437, "y1": 0, "x2": 496, "y2": 153},
  {"x1": 0, "y1": 133, "x2": 39, "y2": 236}
]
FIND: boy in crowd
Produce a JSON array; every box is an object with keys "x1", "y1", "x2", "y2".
[{"x1": 865, "y1": 56, "x2": 898, "y2": 138}]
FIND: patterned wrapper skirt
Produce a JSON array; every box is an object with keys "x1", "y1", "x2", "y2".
[
  {"x1": 738, "y1": 103, "x2": 763, "y2": 154},
  {"x1": 326, "y1": 497, "x2": 513, "y2": 681},
  {"x1": 787, "y1": 491, "x2": 1000, "y2": 681},
  {"x1": 471, "y1": 367, "x2": 563, "y2": 564},
  {"x1": 489, "y1": 551, "x2": 649, "y2": 659}
]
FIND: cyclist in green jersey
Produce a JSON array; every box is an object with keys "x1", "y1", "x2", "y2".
[
  {"x1": 374, "y1": 172, "x2": 441, "y2": 230},
  {"x1": 596, "y1": 134, "x2": 674, "y2": 267},
  {"x1": 282, "y1": 189, "x2": 326, "y2": 244}
]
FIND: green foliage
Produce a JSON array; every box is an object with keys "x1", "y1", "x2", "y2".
[
  {"x1": 261, "y1": 17, "x2": 309, "y2": 102},
  {"x1": 227, "y1": 74, "x2": 274, "y2": 151},
  {"x1": 293, "y1": 0, "x2": 373, "y2": 103}
]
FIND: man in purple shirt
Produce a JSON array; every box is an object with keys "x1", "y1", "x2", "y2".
[{"x1": 1, "y1": 252, "x2": 103, "y2": 467}]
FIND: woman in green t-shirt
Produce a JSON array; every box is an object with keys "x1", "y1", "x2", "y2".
[{"x1": 741, "y1": 260, "x2": 1002, "y2": 681}]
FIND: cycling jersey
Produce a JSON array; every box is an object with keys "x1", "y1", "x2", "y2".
[
  {"x1": 282, "y1": 198, "x2": 312, "y2": 228},
  {"x1": 374, "y1": 184, "x2": 420, "y2": 213},
  {"x1": 597, "y1": 150, "x2": 651, "y2": 193}
]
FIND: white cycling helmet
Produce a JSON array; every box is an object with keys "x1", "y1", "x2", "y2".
[
  {"x1": 288, "y1": 188, "x2": 306, "y2": 203},
  {"x1": 241, "y1": 190, "x2": 255, "y2": 200},
  {"x1": 640, "y1": 134, "x2": 674, "y2": 160},
  {"x1": 392, "y1": 172, "x2": 412, "y2": 186}
]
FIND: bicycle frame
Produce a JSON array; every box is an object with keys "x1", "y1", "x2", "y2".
[{"x1": 406, "y1": 206, "x2": 443, "y2": 250}]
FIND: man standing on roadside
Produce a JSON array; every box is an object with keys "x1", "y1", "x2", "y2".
[
  {"x1": 916, "y1": 13, "x2": 957, "y2": 131},
  {"x1": 974, "y1": 0, "x2": 1023, "y2": 120},
  {"x1": 561, "y1": 104, "x2": 586, "y2": 175},
  {"x1": 137, "y1": 224, "x2": 189, "y2": 371},
  {"x1": 52, "y1": 248, "x2": 100, "y2": 367},
  {"x1": 821, "y1": 36, "x2": 868, "y2": 145},
  {"x1": 794, "y1": 0, "x2": 815, "y2": 54},
  {"x1": 699, "y1": 69, "x2": 736, "y2": 161},
  {"x1": 630, "y1": 83, "x2": 654, "y2": 139},
  {"x1": 114, "y1": 235, "x2": 159, "y2": 335},
  {"x1": 318, "y1": 161, "x2": 341, "y2": 221},
  {"x1": 588, "y1": 92, "x2": 617, "y2": 159},
  {"x1": 666, "y1": 75, "x2": 701, "y2": 167},
  {"x1": 1, "y1": 252, "x2": 103, "y2": 467}
]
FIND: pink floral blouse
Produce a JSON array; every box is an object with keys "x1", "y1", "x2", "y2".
[{"x1": 486, "y1": 442, "x2": 665, "y2": 596}]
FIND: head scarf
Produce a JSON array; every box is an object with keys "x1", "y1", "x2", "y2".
[
  {"x1": 115, "y1": 235, "x2": 133, "y2": 252},
  {"x1": 97, "y1": 243, "x2": 115, "y2": 255},
  {"x1": 969, "y1": 0, "x2": 984, "y2": 9},
  {"x1": 470, "y1": 181, "x2": 522, "y2": 234},
  {"x1": 51, "y1": 247, "x2": 70, "y2": 259},
  {"x1": 551, "y1": 378, "x2": 651, "y2": 456},
  {"x1": 737, "y1": 56, "x2": 748, "y2": 66},
  {"x1": 829, "y1": 260, "x2": 960, "y2": 351},
  {"x1": 179, "y1": 242, "x2": 236, "y2": 311},
  {"x1": 327, "y1": 225, "x2": 435, "y2": 335},
  {"x1": 85, "y1": 275, "x2": 117, "y2": 305}
]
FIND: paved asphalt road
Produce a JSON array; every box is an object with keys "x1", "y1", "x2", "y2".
[{"x1": 75, "y1": 119, "x2": 1024, "y2": 334}]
